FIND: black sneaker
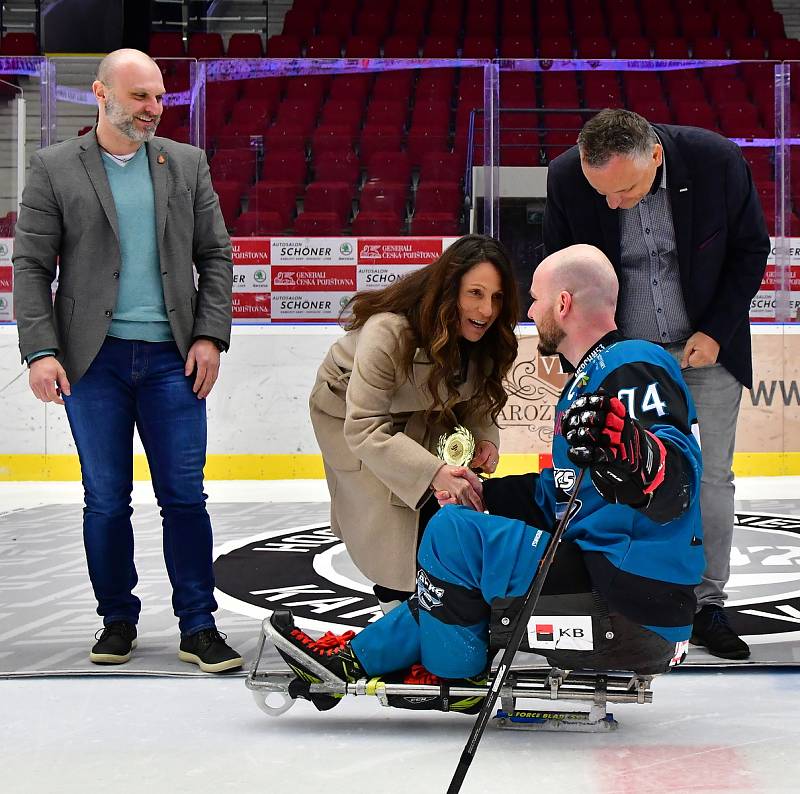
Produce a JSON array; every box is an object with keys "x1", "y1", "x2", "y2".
[
  {"x1": 269, "y1": 609, "x2": 366, "y2": 685},
  {"x1": 90, "y1": 621, "x2": 137, "y2": 664},
  {"x1": 178, "y1": 628, "x2": 243, "y2": 673},
  {"x1": 690, "y1": 605, "x2": 751, "y2": 660}
]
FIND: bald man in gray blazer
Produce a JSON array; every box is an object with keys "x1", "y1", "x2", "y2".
[{"x1": 13, "y1": 49, "x2": 240, "y2": 673}]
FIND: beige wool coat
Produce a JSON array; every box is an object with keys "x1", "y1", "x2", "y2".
[{"x1": 309, "y1": 312, "x2": 500, "y2": 591}]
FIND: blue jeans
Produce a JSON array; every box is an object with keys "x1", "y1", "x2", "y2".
[{"x1": 64, "y1": 337, "x2": 217, "y2": 635}]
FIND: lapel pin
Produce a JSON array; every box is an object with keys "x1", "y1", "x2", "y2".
[
  {"x1": 679, "y1": 187, "x2": 688, "y2": 192},
  {"x1": 157, "y1": 154, "x2": 166, "y2": 164}
]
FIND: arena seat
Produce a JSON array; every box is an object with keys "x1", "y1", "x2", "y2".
[{"x1": 351, "y1": 212, "x2": 405, "y2": 236}]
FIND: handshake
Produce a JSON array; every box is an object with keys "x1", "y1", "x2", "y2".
[{"x1": 431, "y1": 437, "x2": 497, "y2": 511}]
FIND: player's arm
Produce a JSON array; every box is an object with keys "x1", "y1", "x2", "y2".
[{"x1": 561, "y1": 361, "x2": 700, "y2": 524}]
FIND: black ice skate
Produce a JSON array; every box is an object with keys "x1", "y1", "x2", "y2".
[{"x1": 269, "y1": 609, "x2": 366, "y2": 686}]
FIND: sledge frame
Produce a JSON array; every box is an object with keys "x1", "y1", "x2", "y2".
[{"x1": 246, "y1": 618, "x2": 655, "y2": 731}]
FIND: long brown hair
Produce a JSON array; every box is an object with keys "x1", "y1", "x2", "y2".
[{"x1": 343, "y1": 234, "x2": 519, "y2": 425}]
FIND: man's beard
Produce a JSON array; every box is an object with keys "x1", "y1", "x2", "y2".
[
  {"x1": 536, "y1": 313, "x2": 565, "y2": 357},
  {"x1": 105, "y1": 94, "x2": 159, "y2": 142}
]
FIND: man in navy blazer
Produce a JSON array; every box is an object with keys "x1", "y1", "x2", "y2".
[{"x1": 543, "y1": 108, "x2": 769, "y2": 660}]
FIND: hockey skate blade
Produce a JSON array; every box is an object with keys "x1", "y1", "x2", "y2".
[
  {"x1": 494, "y1": 708, "x2": 619, "y2": 732},
  {"x1": 262, "y1": 615, "x2": 349, "y2": 690}
]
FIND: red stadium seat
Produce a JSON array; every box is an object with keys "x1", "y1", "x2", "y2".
[
  {"x1": 500, "y1": 36, "x2": 536, "y2": 58},
  {"x1": 410, "y1": 212, "x2": 460, "y2": 235},
  {"x1": 382, "y1": 35, "x2": 420, "y2": 58},
  {"x1": 614, "y1": 37, "x2": 651, "y2": 58},
  {"x1": 247, "y1": 181, "x2": 297, "y2": 226},
  {"x1": 345, "y1": 35, "x2": 381, "y2": 58},
  {"x1": 306, "y1": 34, "x2": 342, "y2": 58},
  {"x1": 188, "y1": 33, "x2": 224, "y2": 58},
  {"x1": 262, "y1": 150, "x2": 307, "y2": 191},
  {"x1": 356, "y1": 8, "x2": 391, "y2": 39},
  {"x1": 629, "y1": 99, "x2": 673, "y2": 124},
  {"x1": 653, "y1": 38, "x2": 690, "y2": 58},
  {"x1": 768, "y1": 38, "x2": 800, "y2": 60},
  {"x1": 212, "y1": 180, "x2": 245, "y2": 227},
  {"x1": 293, "y1": 212, "x2": 344, "y2": 235},
  {"x1": 414, "y1": 181, "x2": 463, "y2": 215},
  {"x1": 366, "y1": 99, "x2": 408, "y2": 128},
  {"x1": 329, "y1": 74, "x2": 372, "y2": 104},
  {"x1": 351, "y1": 211, "x2": 405, "y2": 236},
  {"x1": 717, "y1": 12, "x2": 753, "y2": 42},
  {"x1": 608, "y1": 13, "x2": 643, "y2": 40},
  {"x1": 310, "y1": 126, "x2": 358, "y2": 158},
  {"x1": 500, "y1": 74, "x2": 538, "y2": 109},
  {"x1": 407, "y1": 128, "x2": 450, "y2": 166},
  {"x1": 583, "y1": 74, "x2": 623, "y2": 108},
  {"x1": 275, "y1": 99, "x2": 319, "y2": 134},
  {"x1": 366, "y1": 151, "x2": 412, "y2": 185},
  {"x1": 419, "y1": 151, "x2": 465, "y2": 183},
  {"x1": 576, "y1": 36, "x2": 613, "y2": 58},
  {"x1": 393, "y1": 8, "x2": 427, "y2": 38},
  {"x1": 234, "y1": 211, "x2": 286, "y2": 236},
  {"x1": 148, "y1": 32, "x2": 185, "y2": 58},
  {"x1": 692, "y1": 37, "x2": 729, "y2": 59},
  {"x1": 539, "y1": 11, "x2": 570, "y2": 37},
  {"x1": 539, "y1": 37, "x2": 573, "y2": 58},
  {"x1": 282, "y1": 8, "x2": 318, "y2": 38},
  {"x1": 318, "y1": 9, "x2": 353, "y2": 40},
  {"x1": 304, "y1": 182, "x2": 354, "y2": 225},
  {"x1": 211, "y1": 149, "x2": 259, "y2": 184},
  {"x1": 623, "y1": 74, "x2": 665, "y2": 104},
  {"x1": 462, "y1": 35, "x2": 497, "y2": 58},
  {"x1": 422, "y1": 35, "x2": 459, "y2": 57},
  {"x1": 373, "y1": 71, "x2": 415, "y2": 101},
  {"x1": 359, "y1": 125, "x2": 404, "y2": 161},
  {"x1": 360, "y1": 182, "x2": 408, "y2": 216},
  {"x1": 643, "y1": 10, "x2": 679, "y2": 39},
  {"x1": 754, "y1": 12, "x2": 786, "y2": 41},
  {"x1": 729, "y1": 37, "x2": 767, "y2": 60},
  {"x1": 415, "y1": 69, "x2": 456, "y2": 102},
  {"x1": 320, "y1": 98, "x2": 363, "y2": 135},
  {"x1": 240, "y1": 77, "x2": 283, "y2": 103},
  {"x1": 314, "y1": 151, "x2": 361, "y2": 185},
  {"x1": 682, "y1": 12, "x2": 715, "y2": 40},
  {"x1": 1, "y1": 32, "x2": 38, "y2": 55},
  {"x1": 672, "y1": 100, "x2": 718, "y2": 129},
  {"x1": 267, "y1": 34, "x2": 302, "y2": 57}
]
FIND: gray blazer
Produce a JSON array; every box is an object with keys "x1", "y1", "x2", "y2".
[{"x1": 12, "y1": 130, "x2": 233, "y2": 384}]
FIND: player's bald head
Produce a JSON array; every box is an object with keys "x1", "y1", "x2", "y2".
[
  {"x1": 535, "y1": 244, "x2": 618, "y2": 315},
  {"x1": 96, "y1": 48, "x2": 162, "y2": 88}
]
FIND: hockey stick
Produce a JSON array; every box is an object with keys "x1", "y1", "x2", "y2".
[{"x1": 446, "y1": 467, "x2": 587, "y2": 794}]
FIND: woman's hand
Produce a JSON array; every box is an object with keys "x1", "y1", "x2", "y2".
[
  {"x1": 470, "y1": 440, "x2": 499, "y2": 474},
  {"x1": 432, "y1": 465, "x2": 484, "y2": 511}
]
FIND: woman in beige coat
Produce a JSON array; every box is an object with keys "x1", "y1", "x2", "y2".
[{"x1": 309, "y1": 235, "x2": 520, "y2": 610}]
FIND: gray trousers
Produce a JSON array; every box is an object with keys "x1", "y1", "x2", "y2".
[{"x1": 665, "y1": 345, "x2": 743, "y2": 608}]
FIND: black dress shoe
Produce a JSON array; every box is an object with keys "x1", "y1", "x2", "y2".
[{"x1": 690, "y1": 605, "x2": 750, "y2": 660}]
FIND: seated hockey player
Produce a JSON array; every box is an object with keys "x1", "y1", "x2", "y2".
[{"x1": 269, "y1": 244, "x2": 705, "y2": 710}]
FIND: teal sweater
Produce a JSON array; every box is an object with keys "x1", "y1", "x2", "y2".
[{"x1": 103, "y1": 146, "x2": 172, "y2": 342}]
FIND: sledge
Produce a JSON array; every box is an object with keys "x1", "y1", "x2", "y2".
[{"x1": 245, "y1": 616, "x2": 655, "y2": 732}]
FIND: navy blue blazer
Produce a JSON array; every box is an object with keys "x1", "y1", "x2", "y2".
[{"x1": 543, "y1": 124, "x2": 770, "y2": 388}]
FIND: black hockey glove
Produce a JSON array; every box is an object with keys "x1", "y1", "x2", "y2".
[{"x1": 561, "y1": 391, "x2": 666, "y2": 508}]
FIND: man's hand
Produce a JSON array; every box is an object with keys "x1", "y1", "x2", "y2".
[
  {"x1": 470, "y1": 440, "x2": 499, "y2": 474},
  {"x1": 562, "y1": 391, "x2": 666, "y2": 507},
  {"x1": 680, "y1": 331, "x2": 719, "y2": 369},
  {"x1": 431, "y1": 465, "x2": 484, "y2": 511},
  {"x1": 185, "y1": 339, "x2": 221, "y2": 399},
  {"x1": 28, "y1": 356, "x2": 71, "y2": 405}
]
